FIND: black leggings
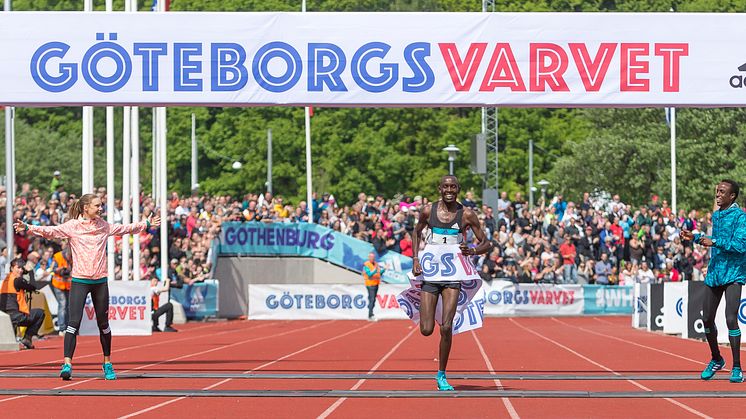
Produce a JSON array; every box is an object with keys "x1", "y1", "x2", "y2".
[
  {"x1": 703, "y1": 283, "x2": 742, "y2": 332},
  {"x1": 703, "y1": 282, "x2": 742, "y2": 365},
  {"x1": 64, "y1": 281, "x2": 111, "y2": 359}
]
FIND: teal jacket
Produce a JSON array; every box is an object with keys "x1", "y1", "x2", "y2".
[{"x1": 694, "y1": 203, "x2": 746, "y2": 287}]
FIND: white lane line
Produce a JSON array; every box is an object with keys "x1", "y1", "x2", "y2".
[
  {"x1": 472, "y1": 331, "x2": 520, "y2": 419},
  {"x1": 317, "y1": 326, "x2": 417, "y2": 419},
  {"x1": 510, "y1": 318, "x2": 712, "y2": 419}
]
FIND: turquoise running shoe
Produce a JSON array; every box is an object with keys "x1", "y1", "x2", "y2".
[
  {"x1": 436, "y1": 373, "x2": 454, "y2": 391},
  {"x1": 701, "y1": 358, "x2": 725, "y2": 380},
  {"x1": 731, "y1": 367, "x2": 743, "y2": 383},
  {"x1": 59, "y1": 364, "x2": 72, "y2": 381},
  {"x1": 103, "y1": 362, "x2": 116, "y2": 380}
]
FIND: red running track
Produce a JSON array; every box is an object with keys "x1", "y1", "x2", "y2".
[{"x1": 0, "y1": 317, "x2": 744, "y2": 418}]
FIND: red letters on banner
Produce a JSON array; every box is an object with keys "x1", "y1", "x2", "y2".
[{"x1": 438, "y1": 42, "x2": 688, "y2": 93}]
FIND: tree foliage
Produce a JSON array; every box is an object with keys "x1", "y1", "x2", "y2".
[{"x1": 2, "y1": 0, "x2": 744, "y2": 209}]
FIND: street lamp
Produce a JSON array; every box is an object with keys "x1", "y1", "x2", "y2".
[
  {"x1": 442, "y1": 144, "x2": 460, "y2": 175},
  {"x1": 538, "y1": 179, "x2": 550, "y2": 202}
]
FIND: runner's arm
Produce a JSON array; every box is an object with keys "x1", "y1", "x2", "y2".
[
  {"x1": 411, "y1": 205, "x2": 430, "y2": 276},
  {"x1": 462, "y1": 209, "x2": 491, "y2": 255}
]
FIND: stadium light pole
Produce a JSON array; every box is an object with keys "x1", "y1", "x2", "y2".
[
  {"x1": 3, "y1": 0, "x2": 11, "y2": 270},
  {"x1": 443, "y1": 144, "x2": 460, "y2": 176},
  {"x1": 266, "y1": 128, "x2": 272, "y2": 195},
  {"x1": 82, "y1": 0, "x2": 94, "y2": 194},
  {"x1": 528, "y1": 139, "x2": 534, "y2": 210},
  {"x1": 302, "y1": 0, "x2": 313, "y2": 223},
  {"x1": 191, "y1": 113, "x2": 198, "y2": 191},
  {"x1": 105, "y1": 0, "x2": 116, "y2": 281},
  {"x1": 538, "y1": 179, "x2": 550, "y2": 204}
]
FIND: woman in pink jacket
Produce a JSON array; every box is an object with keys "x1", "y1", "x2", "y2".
[{"x1": 15, "y1": 193, "x2": 160, "y2": 381}]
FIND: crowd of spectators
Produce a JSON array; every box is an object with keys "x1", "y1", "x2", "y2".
[
  {"x1": 0, "y1": 171, "x2": 719, "y2": 288},
  {"x1": 220, "y1": 189, "x2": 714, "y2": 287},
  {"x1": 0, "y1": 175, "x2": 216, "y2": 286}
]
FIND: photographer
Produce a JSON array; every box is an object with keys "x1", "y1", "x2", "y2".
[
  {"x1": 51, "y1": 247, "x2": 72, "y2": 335},
  {"x1": 0, "y1": 258, "x2": 45, "y2": 349},
  {"x1": 150, "y1": 275, "x2": 177, "y2": 333}
]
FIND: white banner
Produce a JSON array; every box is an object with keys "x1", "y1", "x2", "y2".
[
  {"x1": 632, "y1": 283, "x2": 648, "y2": 329},
  {"x1": 482, "y1": 280, "x2": 583, "y2": 316},
  {"x1": 80, "y1": 280, "x2": 152, "y2": 336},
  {"x1": 2, "y1": 12, "x2": 745, "y2": 106},
  {"x1": 248, "y1": 283, "x2": 408, "y2": 320},
  {"x1": 662, "y1": 282, "x2": 686, "y2": 335},
  {"x1": 397, "y1": 278, "x2": 485, "y2": 335},
  {"x1": 414, "y1": 244, "x2": 479, "y2": 283}
]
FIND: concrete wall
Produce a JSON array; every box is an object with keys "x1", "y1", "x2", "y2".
[{"x1": 215, "y1": 257, "x2": 362, "y2": 318}]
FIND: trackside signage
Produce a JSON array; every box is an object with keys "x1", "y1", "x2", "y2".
[{"x1": 2, "y1": 12, "x2": 746, "y2": 106}]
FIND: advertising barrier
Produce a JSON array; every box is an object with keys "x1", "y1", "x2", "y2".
[
  {"x1": 169, "y1": 280, "x2": 219, "y2": 320},
  {"x1": 663, "y1": 282, "x2": 687, "y2": 335},
  {"x1": 247, "y1": 281, "x2": 621, "y2": 321},
  {"x1": 4, "y1": 13, "x2": 746, "y2": 107},
  {"x1": 632, "y1": 283, "x2": 648, "y2": 328},
  {"x1": 80, "y1": 280, "x2": 151, "y2": 336},
  {"x1": 684, "y1": 281, "x2": 706, "y2": 339},
  {"x1": 483, "y1": 281, "x2": 584, "y2": 316},
  {"x1": 220, "y1": 222, "x2": 411, "y2": 284},
  {"x1": 248, "y1": 283, "x2": 408, "y2": 320},
  {"x1": 647, "y1": 283, "x2": 664, "y2": 332},
  {"x1": 583, "y1": 285, "x2": 634, "y2": 315},
  {"x1": 714, "y1": 287, "x2": 746, "y2": 344}
]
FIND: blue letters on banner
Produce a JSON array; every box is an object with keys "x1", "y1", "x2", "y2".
[{"x1": 220, "y1": 222, "x2": 412, "y2": 284}]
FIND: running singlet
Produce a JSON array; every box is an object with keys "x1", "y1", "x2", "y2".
[{"x1": 428, "y1": 201, "x2": 464, "y2": 245}]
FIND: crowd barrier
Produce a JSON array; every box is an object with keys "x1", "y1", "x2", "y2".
[
  {"x1": 633, "y1": 281, "x2": 740, "y2": 343},
  {"x1": 170, "y1": 280, "x2": 219, "y2": 320},
  {"x1": 79, "y1": 281, "x2": 151, "y2": 336},
  {"x1": 219, "y1": 222, "x2": 412, "y2": 284},
  {"x1": 247, "y1": 281, "x2": 634, "y2": 320}
]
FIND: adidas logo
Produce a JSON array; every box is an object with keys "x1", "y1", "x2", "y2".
[{"x1": 729, "y1": 63, "x2": 746, "y2": 88}]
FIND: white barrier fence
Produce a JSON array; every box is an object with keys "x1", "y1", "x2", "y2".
[
  {"x1": 636, "y1": 281, "x2": 746, "y2": 344},
  {"x1": 248, "y1": 281, "x2": 595, "y2": 320},
  {"x1": 79, "y1": 281, "x2": 152, "y2": 336}
]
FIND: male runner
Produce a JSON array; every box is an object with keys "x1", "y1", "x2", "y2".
[
  {"x1": 682, "y1": 180, "x2": 746, "y2": 383},
  {"x1": 412, "y1": 175, "x2": 491, "y2": 391}
]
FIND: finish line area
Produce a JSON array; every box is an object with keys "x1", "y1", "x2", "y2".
[{"x1": 0, "y1": 317, "x2": 743, "y2": 418}]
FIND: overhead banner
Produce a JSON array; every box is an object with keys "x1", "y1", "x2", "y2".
[
  {"x1": 80, "y1": 280, "x2": 151, "y2": 336},
  {"x1": 2, "y1": 12, "x2": 746, "y2": 106},
  {"x1": 220, "y1": 222, "x2": 412, "y2": 284}
]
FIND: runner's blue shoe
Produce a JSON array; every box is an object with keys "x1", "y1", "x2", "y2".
[
  {"x1": 436, "y1": 371, "x2": 454, "y2": 391},
  {"x1": 60, "y1": 363, "x2": 72, "y2": 381},
  {"x1": 730, "y1": 367, "x2": 743, "y2": 383},
  {"x1": 103, "y1": 362, "x2": 116, "y2": 380},
  {"x1": 701, "y1": 358, "x2": 725, "y2": 380}
]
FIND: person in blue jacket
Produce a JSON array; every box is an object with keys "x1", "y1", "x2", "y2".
[{"x1": 682, "y1": 179, "x2": 746, "y2": 383}]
